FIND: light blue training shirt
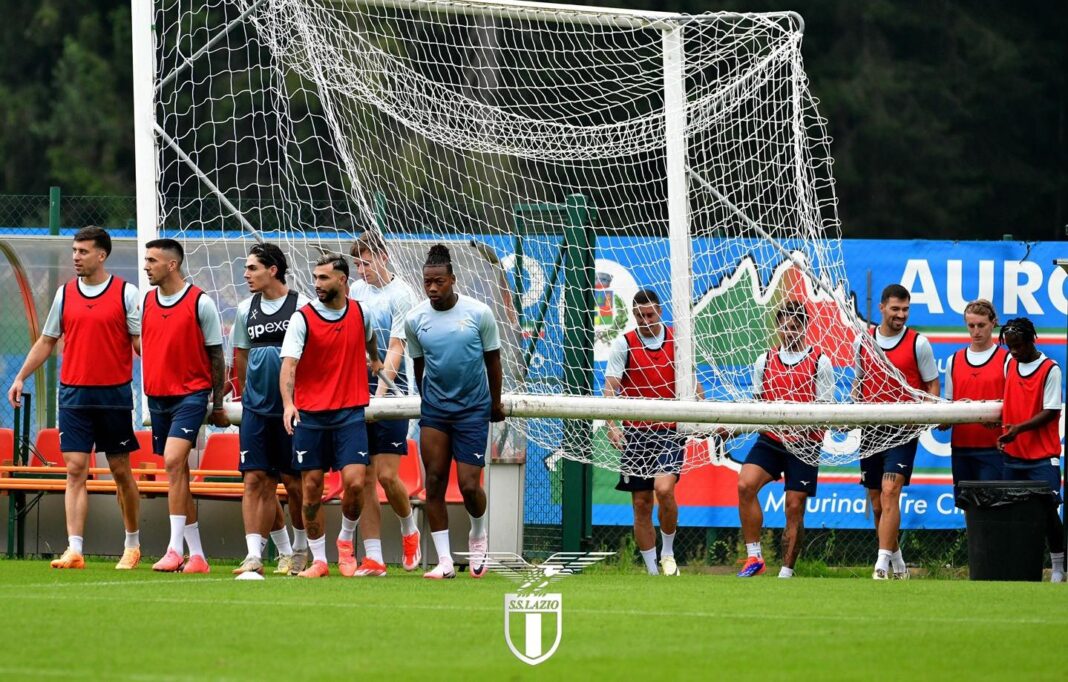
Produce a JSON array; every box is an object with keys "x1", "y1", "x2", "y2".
[
  {"x1": 351, "y1": 276, "x2": 418, "y2": 394},
  {"x1": 404, "y1": 294, "x2": 501, "y2": 418}
]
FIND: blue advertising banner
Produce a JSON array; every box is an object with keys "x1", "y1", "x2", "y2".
[{"x1": 502, "y1": 237, "x2": 1066, "y2": 530}]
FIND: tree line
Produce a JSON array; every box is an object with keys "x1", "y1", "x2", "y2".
[{"x1": 0, "y1": 0, "x2": 1063, "y2": 240}]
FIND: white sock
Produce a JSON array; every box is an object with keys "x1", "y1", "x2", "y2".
[
  {"x1": 469, "y1": 512, "x2": 487, "y2": 538},
  {"x1": 364, "y1": 538, "x2": 384, "y2": 564},
  {"x1": 168, "y1": 515, "x2": 186, "y2": 553},
  {"x1": 399, "y1": 511, "x2": 418, "y2": 536},
  {"x1": 184, "y1": 522, "x2": 204, "y2": 558},
  {"x1": 640, "y1": 548, "x2": 659, "y2": 575},
  {"x1": 746, "y1": 542, "x2": 762, "y2": 559},
  {"x1": 292, "y1": 528, "x2": 308, "y2": 551},
  {"x1": 339, "y1": 515, "x2": 359, "y2": 543},
  {"x1": 891, "y1": 549, "x2": 906, "y2": 571},
  {"x1": 68, "y1": 535, "x2": 84, "y2": 555},
  {"x1": 124, "y1": 531, "x2": 140, "y2": 550},
  {"x1": 309, "y1": 535, "x2": 327, "y2": 564},
  {"x1": 779, "y1": 566, "x2": 794, "y2": 578},
  {"x1": 661, "y1": 531, "x2": 676, "y2": 558},
  {"x1": 431, "y1": 530, "x2": 452, "y2": 563},
  {"x1": 876, "y1": 549, "x2": 893, "y2": 571},
  {"x1": 246, "y1": 534, "x2": 265, "y2": 560},
  {"x1": 1051, "y1": 552, "x2": 1065, "y2": 574},
  {"x1": 270, "y1": 528, "x2": 293, "y2": 556}
]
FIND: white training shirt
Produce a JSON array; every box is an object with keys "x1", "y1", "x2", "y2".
[
  {"x1": 751, "y1": 348, "x2": 836, "y2": 402},
  {"x1": 279, "y1": 299, "x2": 373, "y2": 360},
  {"x1": 1014, "y1": 353, "x2": 1063, "y2": 410},
  {"x1": 943, "y1": 345, "x2": 1008, "y2": 401},
  {"x1": 144, "y1": 283, "x2": 223, "y2": 346},
  {"x1": 42, "y1": 276, "x2": 141, "y2": 338},
  {"x1": 853, "y1": 327, "x2": 939, "y2": 383},
  {"x1": 604, "y1": 326, "x2": 666, "y2": 380}
]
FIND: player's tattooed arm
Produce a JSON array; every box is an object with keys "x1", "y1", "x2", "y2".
[
  {"x1": 206, "y1": 344, "x2": 231, "y2": 427},
  {"x1": 207, "y1": 345, "x2": 227, "y2": 408},
  {"x1": 280, "y1": 358, "x2": 299, "y2": 435}
]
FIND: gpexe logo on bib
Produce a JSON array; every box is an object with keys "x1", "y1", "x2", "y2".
[{"x1": 460, "y1": 551, "x2": 612, "y2": 665}]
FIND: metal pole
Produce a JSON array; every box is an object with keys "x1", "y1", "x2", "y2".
[
  {"x1": 512, "y1": 213, "x2": 525, "y2": 330},
  {"x1": 132, "y1": 0, "x2": 159, "y2": 427},
  {"x1": 16, "y1": 394, "x2": 30, "y2": 557},
  {"x1": 44, "y1": 187, "x2": 60, "y2": 429},
  {"x1": 664, "y1": 25, "x2": 693, "y2": 402},
  {"x1": 1055, "y1": 259, "x2": 1068, "y2": 570},
  {"x1": 7, "y1": 401, "x2": 20, "y2": 558},
  {"x1": 561, "y1": 194, "x2": 594, "y2": 551}
]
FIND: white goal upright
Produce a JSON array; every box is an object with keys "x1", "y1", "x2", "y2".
[{"x1": 132, "y1": 0, "x2": 999, "y2": 473}]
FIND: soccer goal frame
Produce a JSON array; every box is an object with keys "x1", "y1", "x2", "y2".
[{"x1": 130, "y1": 0, "x2": 1001, "y2": 430}]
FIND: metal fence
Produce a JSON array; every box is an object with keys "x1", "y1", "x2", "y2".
[{"x1": 0, "y1": 191, "x2": 974, "y2": 571}]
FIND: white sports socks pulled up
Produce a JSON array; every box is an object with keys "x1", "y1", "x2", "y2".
[
  {"x1": 184, "y1": 522, "x2": 204, "y2": 558},
  {"x1": 640, "y1": 548, "x2": 659, "y2": 575},
  {"x1": 339, "y1": 515, "x2": 358, "y2": 543},
  {"x1": 660, "y1": 531, "x2": 676, "y2": 558},
  {"x1": 168, "y1": 515, "x2": 186, "y2": 554},
  {"x1": 431, "y1": 530, "x2": 452, "y2": 564},
  {"x1": 308, "y1": 535, "x2": 327, "y2": 564},
  {"x1": 364, "y1": 538, "x2": 384, "y2": 565},
  {"x1": 246, "y1": 533, "x2": 266, "y2": 560},
  {"x1": 270, "y1": 528, "x2": 293, "y2": 556},
  {"x1": 399, "y1": 511, "x2": 418, "y2": 536}
]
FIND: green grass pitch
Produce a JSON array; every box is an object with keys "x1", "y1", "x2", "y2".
[{"x1": 0, "y1": 558, "x2": 1065, "y2": 680}]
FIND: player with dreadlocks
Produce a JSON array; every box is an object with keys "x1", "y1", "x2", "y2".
[
  {"x1": 997, "y1": 317, "x2": 1065, "y2": 583},
  {"x1": 404, "y1": 244, "x2": 504, "y2": 580}
]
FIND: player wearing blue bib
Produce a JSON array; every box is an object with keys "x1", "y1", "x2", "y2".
[
  {"x1": 231, "y1": 244, "x2": 311, "y2": 577},
  {"x1": 350, "y1": 232, "x2": 421, "y2": 576},
  {"x1": 405, "y1": 244, "x2": 504, "y2": 580}
]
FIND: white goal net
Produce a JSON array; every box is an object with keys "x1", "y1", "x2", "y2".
[{"x1": 142, "y1": 0, "x2": 995, "y2": 473}]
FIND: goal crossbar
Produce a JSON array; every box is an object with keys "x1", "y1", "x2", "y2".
[
  {"x1": 222, "y1": 397, "x2": 1001, "y2": 426},
  {"x1": 334, "y1": 0, "x2": 803, "y2": 32}
]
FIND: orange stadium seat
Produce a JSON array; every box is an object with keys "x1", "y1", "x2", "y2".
[
  {"x1": 0, "y1": 428, "x2": 13, "y2": 464},
  {"x1": 195, "y1": 432, "x2": 242, "y2": 484},
  {"x1": 372, "y1": 439, "x2": 425, "y2": 503},
  {"x1": 32, "y1": 428, "x2": 64, "y2": 467},
  {"x1": 128, "y1": 430, "x2": 164, "y2": 480}
]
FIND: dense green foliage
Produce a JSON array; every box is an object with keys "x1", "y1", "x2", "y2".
[{"x1": 0, "y1": 0, "x2": 1063, "y2": 239}]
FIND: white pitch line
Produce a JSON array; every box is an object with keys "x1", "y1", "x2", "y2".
[
  {"x1": 0, "y1": 577, "x2": 233, "y2": 589},
  {"x1": 4, "y1": 591, "x2": 1067, "y2": 626},
  {"x1": 0, "y1": 666, "x2": 205, "y2": 682}
]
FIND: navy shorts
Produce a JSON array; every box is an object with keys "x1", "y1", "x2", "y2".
[
  {"x1": 367, "y1": 419, "x2": 410, "y2": 456},
  {"x1": 147, "y1": 390, "x2": 210, "y2": 455},
  {"x1": 419, "y1": 415, "x2": 490, "y2": 468},
  {"x1": 744, "y1": 434, "x2": 819, "y2": 497},
  {"x1": 859, "y1": 438, "x2": 918, "y2": 489},
  {"x1": 615, "y1": 427, "x2": 684, "y2": 492},
  {"x1": 292, "y1": 420, "x2": 369, "y2": 472},
  {"x1": 58, "y1": 407, "x2": 138, "y2": 457},
  {"x1": 1003, "y1": 456, "x2": 1062, "y2": 504},
  {"x1": 951, "y1": 447, "x2": 1004, "y2": 506},
  {"x1": 239, "y1": 409, "x2": 295, "y2": 476}
]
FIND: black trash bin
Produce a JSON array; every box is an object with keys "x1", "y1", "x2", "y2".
[{"x1": 959, "y1": 480, "x2": 1054, "y2": 581}]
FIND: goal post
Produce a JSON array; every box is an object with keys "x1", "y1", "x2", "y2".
[{"x1": 133, "y1": 0, "x2": 1001, "y2": 480}]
